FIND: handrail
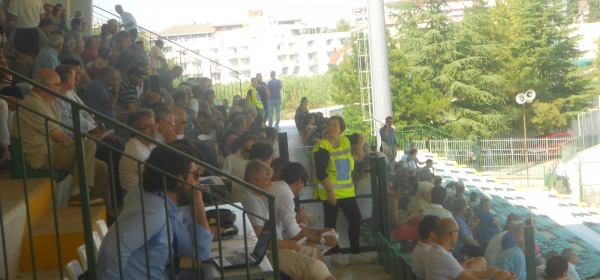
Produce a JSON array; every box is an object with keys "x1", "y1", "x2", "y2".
[
  {"x1": 91, "y1": 5, "x2": 244, "y2": 78},
  {"x1": 0, "y1": 65, "x2": 280, "y2": 279}
]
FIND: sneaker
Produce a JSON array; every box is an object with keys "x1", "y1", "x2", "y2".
[
  {"x1": 331, "y1": 253, "x2": 351, "y2": 266},
  {"x1": 306, "y1": 213, "x2": 320, "y2": 227},
  {"x1": 350, "y1": 253, "x2": 373, "y2": 264}
]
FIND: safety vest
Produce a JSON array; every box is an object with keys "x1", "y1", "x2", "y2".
[
  {"x1": 312, "y1": 136, "x2": 355, "y2": 200},
  {"x1": 247, "y1": 86, "x2": 263, "y2": 109}
]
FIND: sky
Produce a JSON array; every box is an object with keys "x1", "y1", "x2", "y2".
[{"x1": 94, "y1": 0, "x2": 365, "y2": 32}]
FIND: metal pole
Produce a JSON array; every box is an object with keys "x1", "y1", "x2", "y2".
[
  {"x1": 523, "y1": 103, "x2": 529, "y2": 188},
  {"x1": 277, "y1": 132, "x2": 289, "y2": 160},
  {"x1": 367, "y1": 0, "x2": 392, "y2": 149},
  {"x1": 524, "y1": 226, "x2": 537, "y2": 280}
]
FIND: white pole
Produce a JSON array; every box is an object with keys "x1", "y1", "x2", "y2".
[{"x1": 367, "y1": 0, "x2": 392, "y2": 148}]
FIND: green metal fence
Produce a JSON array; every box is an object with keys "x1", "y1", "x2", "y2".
[{"x1": 0, "y1": 66, "x2": 279, "y2": 279}]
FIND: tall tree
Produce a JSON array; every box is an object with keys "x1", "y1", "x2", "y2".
[{"x1": 391, "y1": 0, "x2": 510, "y2": 139}]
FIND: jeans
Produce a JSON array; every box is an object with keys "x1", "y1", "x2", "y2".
[
  {"x1": 322, "y1": 197, "x2": 362, "y2": 254},
  {"x1": 268, "y1": 99, "x2": 282, "y2": 128}
]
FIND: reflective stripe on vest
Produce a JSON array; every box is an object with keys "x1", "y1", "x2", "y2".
[
  {"x1": 312, "y1": 136, "x2": 355, "y2": 200},
  {"x1": 248, "y1": 87, "x2": 263, "y2": 109}
]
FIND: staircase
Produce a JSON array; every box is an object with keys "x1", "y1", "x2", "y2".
[{"x1": 0, "y1": 171, "x2": 105, "y2": 276}]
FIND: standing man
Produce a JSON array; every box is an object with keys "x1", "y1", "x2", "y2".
[
  {"x1": 114, "y1": 5, "x2": 137, "y2": 41},
  {"x1": 255, "y1": 73, "x2": 268, "y2": 121},
  {"x1": 379, "y1": 116, "x2": 398, "y2": 166},
  {"x1": 8, "y1": 0, "x2": 43, "y2": 58},
  {"x1": 267, "y1": 71, "x2": 282, "y2": 129},
  {"x1": 149, "y1": 39, "x2": 168, "y2": 75}
]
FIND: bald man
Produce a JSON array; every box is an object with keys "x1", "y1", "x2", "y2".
[
  {"x1": 173, "y1": 107, "x2": 187, "y2": 139},
  {"x1": 12, "y1": 69, "x2": 109, "y2": 206},
  {"x1": 425, "y1": 218, "x2": 515, "y2": 280}
]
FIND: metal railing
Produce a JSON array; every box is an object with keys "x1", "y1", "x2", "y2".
[
  {"x1": 0, "y1": 65, "x2": 279, "y2": 279},
  {"x1": 91, "y1": 5, "x2": 243, "y2": 102}
]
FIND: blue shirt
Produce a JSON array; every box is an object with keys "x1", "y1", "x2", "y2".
[
  {"x1": 453, "y1": 213, "x2": 473, "y2": 251},
  {"x1": 379, "y1": 126, "x2": 396, "y2": 148},
  {"x1": 475, "y1": 208, "x2": 500, "y2": 242},
  {"x1": 33, "y1": 46, "x2": 60, "y2": 74},
  {"x1": 96, "y1": 191, "x2": 212, "y2": 280},
  {"x1": 494, "y1": 247, "x2": 526, "y2": 280},
  {"x1": 80, "y1": 79, "x2": 117, "y2": 120},
  {"x1": 267, "y1": 79, "x2": 282, "y2": 100}
]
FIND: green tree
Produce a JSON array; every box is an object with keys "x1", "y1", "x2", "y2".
[
  {"x1": 335, "y1": 18, "x2": 352, "y2": 32},
  {"x1": 588, "y1": 0, "x2": 600, "y2": 22},
  {"x1": 390, "y1": 0, "x2": 510, "y2": 139},
  {"x1": 493, "y1": 0, "x2": 591, "y2": 132}
]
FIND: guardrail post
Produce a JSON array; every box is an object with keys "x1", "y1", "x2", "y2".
[
  {"x1": 277, "y1": 132, "x2": 289, "y2": 160},
  {"x1": 370, "y1": 155, "x2": 389, "y2": 239},
  {"x1": 71, "y1": 106, "x2": 97, "y2": 279},
  {"x1": 524, "y1": 226, "x2": 536, "y2": 280}
]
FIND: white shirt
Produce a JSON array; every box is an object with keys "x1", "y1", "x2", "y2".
[
  {"x1": 119, "y1": 138, "x2": 155, "y2": 192},
  {"x1": 149, "y1": 45, "x2": 165, "y2": 69},
  {"x1": 238, "y1": 192, "x2": 268, "y2": 228},
  {"x1": 230, "y1": 161, "x2": 259, "y2": 203},
  {"x1": 267, "y1": 181, "x2": 302, "y2": 240},
  {"x1": 120, "y1": 11, "x2": 137, "y2": 31},
  {"x1": 222, "y1": 151, "x2": 246, "y2": 175},
  {"x1": 425, "y1": 243, "x2": 464, "y2": 280},
  {"x1": 412, "y1": 241, "x2": 431, "y2": 280},
  {"x1": 8, "y1": 0, "x2": 43, "y2": 28},
  {"x1": 484, "y1": 230, "x2": 508, "y2": 269},
  {"x1": 567, "y1": 263, "x2": 581, "y2": 280},
  {"x1": 423, "y1": 204, "x2": 454, "y2": 219}
]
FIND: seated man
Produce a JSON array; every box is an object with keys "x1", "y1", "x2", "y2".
[
  {"x1": 79, "y1": 66, "x2": 120, "y2": 121},
  {"x1": 425, "y1": 217, "x2": 515, "y2": 280},
  {"x1": 231, "y1": 142, "x2": 273, "y2": 202},
  {"x1": 241, "y1": 160, "x2": 335, "y2": 280},
  {"x1": 495, "y1": 239, "x2": 526, "y2": 280},
  {"x1": 149, "y1": 104, "x2": 176, "y2": 144},
  {"x1": 561, "y1": 248, "x2": 581, "y2": 280},
  {"x1": 412, "y1": 215, "x2": 439, "y2": 280},
  {"x1": 96, "y1": 140, "x2": 212, "y2": 279},
  {"x1": 269, "y1": 162, "x2": 338, "y2": 248},
  {"x1": 484, "y1": 215, "x2": 522, "y2": 269},
  {"x1": 11, "y1": 69, "x2": 108, "y2": 205},
  {"x1": 475, "y1": 197, "x2": 501, "y2": 246},
  {"x1": 423, "y1": 185, "x2": 454, "y2": 219},
  {"x1": 119, "y1": 109, "x2": 156, "y2": 193},
  {"x1": 407, "y1": 181, "x2": 433, "y2": 212}
]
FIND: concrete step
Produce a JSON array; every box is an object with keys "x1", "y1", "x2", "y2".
[
  {"x1": 1, "y1": 171, "x2": 53, "y2": 279},
  {"x1": 19, "y1": 205, "x2": 106, "y2": 271}
]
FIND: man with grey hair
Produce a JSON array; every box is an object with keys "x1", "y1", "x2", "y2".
[
  {"x1": 33, "y1": 34, "x2": 63, "y2": 73},
  {"x1": 115, "y1": 4, "x2": 137, "y2": 41},
  {"x1": 425, "y1": 217, "x2": 515, "y2": 280},
  {"x1": 407, "y1": 181, "x2": 433, "y2": 211},
  {"x1": 119, "y1": 109, "x2": 156, "y2": 193},
  {"x1": 485, "y1": 219, "x2": 523, "y2": 269},
  {"x1": 561, "y1": 248, "x2": 581, "y2": 280},
  {"x1": 12, "y1": 69, "x2": 109, "y2": 206}
]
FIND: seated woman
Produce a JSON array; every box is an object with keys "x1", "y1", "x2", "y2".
[{"x1": 388, "y1": 176, "x2": 422, "y2": 249}]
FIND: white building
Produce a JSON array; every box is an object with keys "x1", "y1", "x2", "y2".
[{"x1": 159, "y1": 14, "x2": 351, "y2": 84}]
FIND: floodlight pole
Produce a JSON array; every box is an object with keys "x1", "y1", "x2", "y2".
[{"x1": 522, "y1": 103, "x2": 529, "y2": 188}]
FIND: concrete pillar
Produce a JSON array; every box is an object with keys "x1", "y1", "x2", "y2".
[
  {"x1": 367, "y1": 0, "x2": 392, "y2": 146},
  {"x1": 69, "y1": 0, "x2": 94, "y2": 37}
]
